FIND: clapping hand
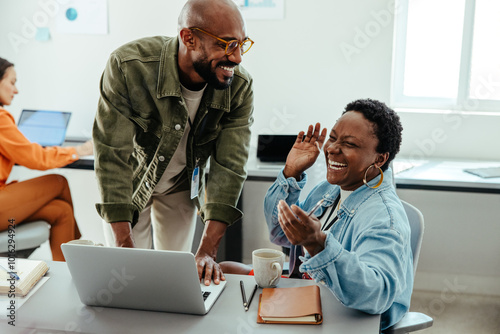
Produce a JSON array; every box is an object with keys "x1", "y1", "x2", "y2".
[
  {"x1": 283, "y1": 123, "x2": 326, "y2": 179},
  {"x1": 277, "y1": 200, "x2": 327, "y2": 256}
]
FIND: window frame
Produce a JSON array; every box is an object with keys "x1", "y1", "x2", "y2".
[{"x1": 391, "y1": 0, "x2": 500, "y2": 113}]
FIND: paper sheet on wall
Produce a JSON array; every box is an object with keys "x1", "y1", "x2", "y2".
[
  {"x1": 234, "y1": 0, "x2": 285, "y2": 20},
  {"x1": 56, "y1": 0, "x2": 108, "y2": 35},
  {"x1": 35, "y1": 27, "x2": 51, "y2": 41}
]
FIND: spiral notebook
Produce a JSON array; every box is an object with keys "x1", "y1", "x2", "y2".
[{"x1": 0, "y1": 258, "x2": 49, "y2": 297}]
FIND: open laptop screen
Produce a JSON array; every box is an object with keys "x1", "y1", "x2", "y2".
[{"x1": 17, "y1": 109, "x2": 71, "y2": 147}]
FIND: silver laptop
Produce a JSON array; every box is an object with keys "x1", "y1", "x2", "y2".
[
  {"x1": 17, "y1": 109, "x2": 71, "y2": 146},
  {"x1": 61, "y1": 244, "x2": 226, "y2": 315}
]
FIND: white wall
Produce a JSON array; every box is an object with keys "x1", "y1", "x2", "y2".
[
  {"x1": 1, "y1": 0, "x2": 499, "y2": 156},
  {"x1": 397, "y1": 189, "x2": 500, "y2": 296},
  {"x1": 1, "y1": 0, "x2": 185, "y2": 138},
  {"x1": 0, "y1": 0, "x2": 396, "y2": 142}
]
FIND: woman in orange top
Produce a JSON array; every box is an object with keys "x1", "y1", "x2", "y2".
[{"x1": 0, "y1": 57, "x2": 93, "y2": 261}]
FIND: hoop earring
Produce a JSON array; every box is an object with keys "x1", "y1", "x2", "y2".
[{"x1": 363, "y1": 165, "x2": 384, "y2": 189}]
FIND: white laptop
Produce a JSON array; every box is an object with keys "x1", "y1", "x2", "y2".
[
  {"x1": 17, "y1": 109, "x2": 71, "y2": 146},
  {"x1": 61, "y1": 244, "x2": 226, "y2": 315}
]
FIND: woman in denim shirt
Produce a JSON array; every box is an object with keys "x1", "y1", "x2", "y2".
[{"x1": 264, "y1": 99, "x2": 413, "y2": 331}]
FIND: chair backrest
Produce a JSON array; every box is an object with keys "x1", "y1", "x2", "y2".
[
  {"x1": 382, "y1": 201, "x2": 433, "y2": 334},
  {"x1": 400, "y1": 200, "x2": 424, "y2": 275}
]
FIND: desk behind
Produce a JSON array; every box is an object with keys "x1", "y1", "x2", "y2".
[
  {"x1": 14, "y1": 261, "x2": 380, "y2": 333},
  {"x1": 246, "y1": 155, "x2": 500, "y2": 193},
  {"x1": 62, "y1": 138, "x2": 94, "y2": 170},
  {"x1": 68, "y1": 151, "x2": 500, "y2": 193}
]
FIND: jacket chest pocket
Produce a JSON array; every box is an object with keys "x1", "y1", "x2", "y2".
[
  {"x1": 195, "y1": 108, "x2": 224, "y2": 145},
  {"x1": 130, "y1": 112, "x2": 162, "y2": 139},
  {"x1": 193, "y1": 110, "x2": 224, "y2": 161},
  {"x1": 129, "y1": 115, "x2": 160, "y2": 178}
]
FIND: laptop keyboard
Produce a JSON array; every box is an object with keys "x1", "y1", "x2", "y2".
[{"x1": 202, "y1": 291, "x2": 211, "y2": 301}]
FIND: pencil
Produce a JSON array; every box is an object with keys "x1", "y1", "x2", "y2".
[{"x1": 0, "y1": 264, "x2": 19, "y2": 280}]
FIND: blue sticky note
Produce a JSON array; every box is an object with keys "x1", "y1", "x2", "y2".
[{"x1": 35, "y1": 27, "x2": 51, "y2": 41}]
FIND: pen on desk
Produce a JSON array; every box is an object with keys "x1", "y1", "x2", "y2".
[
  {"x1": 0, "y1": 264, "x2": 20, "y2": 280},
  {"x1": 245, "y1": 284, "x2": 258, "y2": 311},
  {"x1": 240, "y1": 280, "x2": 248, "y2": 309},
  {"x1": 307, "y1": 198, "x2": 325, "y2": 217}
]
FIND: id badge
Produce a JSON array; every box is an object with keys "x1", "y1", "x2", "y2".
[{"x1": 190, "y1": 161, "x2": 200, "y2": 199}]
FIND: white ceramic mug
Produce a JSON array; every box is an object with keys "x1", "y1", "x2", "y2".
[
  {"x1": 66, "y1": 240, "x2": 103, "y2": 246},
  {"x1": 252, "y1": 248, "x2": 285, "y2": 288}
]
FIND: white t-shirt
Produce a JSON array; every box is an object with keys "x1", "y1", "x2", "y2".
[
  {"x1": 154, "y1": 84, "x2": 206, "y2": 194},
  {"x1": 319, "y1": 189, "x2": 353, "y2": 232}
]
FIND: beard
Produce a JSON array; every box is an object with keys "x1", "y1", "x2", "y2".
[{"x1": 192, "y1": 49, "x2": 236, "y2": 90}]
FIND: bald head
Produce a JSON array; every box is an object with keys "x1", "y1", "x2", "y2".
[
  {"x1": 178, "y1": 0, "x2": 244, "y2": 32},
  {"x1": 176, "y1": 0, "x2": 250, "y2": 90}
]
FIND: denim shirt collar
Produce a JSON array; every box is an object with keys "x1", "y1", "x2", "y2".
[
  {"x1": 339, "y1": 167, "x2": 394, "y2": 217},
  {"x1": 312, "y1": 167, "x2": 395, "y2": 217},
  {"x1": 156, "y1": 37, "x2": 231, "y2": 112}
]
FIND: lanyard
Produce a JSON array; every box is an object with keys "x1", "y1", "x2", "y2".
[{"x1": 320, "y1": 195, "x2": 341, "y2": 232}]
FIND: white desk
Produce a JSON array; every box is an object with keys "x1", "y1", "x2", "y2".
[
  {"x1": 394, "y1": 159, "x2": 500, "y2": 193},
  {"x1": 246, "y1": 154, "x2": 500, "y2": 193},
  {"x1": 4, "y1": 261, "x2": 380, "y2": 333}
]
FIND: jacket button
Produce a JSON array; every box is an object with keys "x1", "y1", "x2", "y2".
[
  {"x1": 158, "y1": 156, "x2": 165, "y2": 162},
  {"x1": 175, "y1": 124, "x2": 181, "y2": 131}
]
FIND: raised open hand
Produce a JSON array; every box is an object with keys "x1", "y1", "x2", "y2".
[
  {"x1": 277, "y1": 200, "x2": 327, "y2": 256},
  {"x1": 283, "y1": 123, "x2": 326, "y2": 179}
]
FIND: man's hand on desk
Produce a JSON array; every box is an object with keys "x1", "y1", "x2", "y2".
[
  {"x1": 111, "y1": 221, "x2": 136, "y2": 248},
  {"x1": 195, "y1": 220, "x2": 227, "y2": 286},
  {"x1": 75, "y1": 139, "x2": 94, "y2": 157}
]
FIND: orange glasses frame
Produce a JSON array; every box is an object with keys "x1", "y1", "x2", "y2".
[{"x1": 189, "y1": 27, "x2": 254, "y2": 56}]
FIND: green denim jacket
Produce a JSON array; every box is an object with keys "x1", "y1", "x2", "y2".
[{"x1": 93, "y1": 36, "x2": 254, "y2": 227}]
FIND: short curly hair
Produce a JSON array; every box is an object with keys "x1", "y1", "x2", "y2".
[{"x1": 343, "y1": 98, "x2": 403, "y2": 171}]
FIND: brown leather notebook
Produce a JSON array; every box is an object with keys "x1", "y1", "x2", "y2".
[{"x1": 256, "y1": 285, "x2": 323, "y2": 325}]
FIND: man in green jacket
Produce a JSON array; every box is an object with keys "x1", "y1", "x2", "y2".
[{"x1": 93, "y1": 0, "x2": 254, "y2": 285}]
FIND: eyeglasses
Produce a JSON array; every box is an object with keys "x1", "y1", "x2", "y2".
[{"x1": 190, "y1": 27, "x2": 254, "y2": 56}]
